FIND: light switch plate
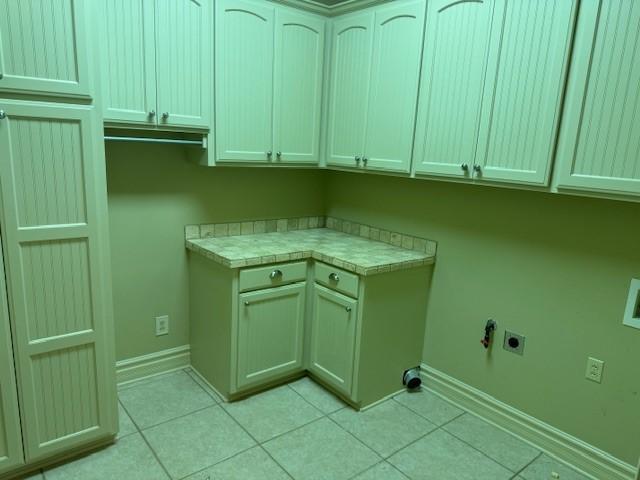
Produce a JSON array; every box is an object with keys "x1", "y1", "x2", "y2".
[
  {"x1": 623, "y1": 278, "x2": 640, "y2": 330},
  {"x1": 155, "y1": 315, "x2": 169, "y2": 336}
]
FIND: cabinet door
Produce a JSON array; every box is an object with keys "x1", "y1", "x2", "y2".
[
  {"x1": 99, "y1": 0, "x2": 157, "y2": 125},
  {"x1": 0, "y1": 251, "x2": 23, "y2": 475},
  {"x1": 0, "y1": 0, "x2": 91, "y2": 98},
  {"x1": 309, "y1": 284, "x2": 357, "y2": 396},
  {"x1": 475, "y1": 0, "x2": 577, "y2": 186},
  {"x1": 413, "y1": 0, "x2": 499, "y2": 178},
  {"x1": 237, "y1": 283, "x2": 306, "y2": 390},
  {"x1": 156, "y1": 0, "x2": 211, "y2": 129},
  {"x1": 0, "y1": 101, "x2": 117, "y2": 461},
  {"x1": 216, "y1": 0, "x2": 274, "y2": 162},
  {"x1": 362, "y1": 0, "x2": 426, "y2": 173},
  {"x1": 273, "y1": 9, "x2": 325, "y2": 164},
  {"x1": 555, "y1": 0, "x2": 640, "y2": 196},
  {"x1": 326, "y1": 12, "x2": 374, "y2": 168}
]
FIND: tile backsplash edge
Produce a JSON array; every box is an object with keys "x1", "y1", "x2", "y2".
[{"x1": 185, "y1": 215, "x2": 437, "y2": 256}]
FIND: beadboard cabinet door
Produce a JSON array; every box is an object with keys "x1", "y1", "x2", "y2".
[
  {"x1": 362, "y1": 0, "x2": 426, "y2": 173},
  {"x1": 273, "y1": 10, "x2": 325, "y2": 164},
  {"x1": 326, "y1": 12, "x2": 375, "y2": 168},
  {"x1": 237, "y1": 283, "x2": 306, "y2": 390},
  {"x1": 413, "y1": 0, "x2": 499, "y2": 178},
  {"x1": 555, "y1": 0, "x2": 640, "y2": 197},
  {"x1": 0, "y1": 101, "x2": 117, "y2": 461},
  {"x1": 156, "y1": 0, "x2": 211, "y2": 129},
  {"x1": 216, "y1": 0, "x2": 275, "y2": 162},
  {"x1": 0, "y1": 247, "x2": 23, "y2": 475},
  {"x1": 0, "y1": 0, "x2": 92, "y2": 98},
  {"x1": 99, "y1": 0, "x2": 157, "y2": 125},
  {"x1": 475, "y1": 0, "x2": 577, "y2": 186},
  {"x1": 309, "y1": 285, "x2": 358, "y2": 396}
]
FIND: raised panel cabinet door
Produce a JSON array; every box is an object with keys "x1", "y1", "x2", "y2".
[
  {"x1": 363, "y1": 0, "x2": 426, "y2": 173},
  {"x1": 99, "y1": 0, "x2": 157, "y2": 125},
  {"x1": 475, "y1": 0, "x2": 578, "y2": 186},
  {"x1": 555, "y1": 0, "x2": 640, "y2": 196},
  {"x1": 237, "y1": 283, "x2": 306, "y2": 390},
  {"x1": 216, "y1": 0, "x2": 275, "y2": 162},
  {"x1": 309, "y1": 284, "x2": 357, "y2": 397},
  {"x1": 413, "y1": 0, "x2": 499, "y2": 178},
  {"x1": 0, "y1": 249, "x2": 23, "y2": 475},
  {"x1": 273, "y1": 9, "x2": 325, "y2": 164},
  {"x1": 326, "y1": 11, "x2": 374, "y2": 168},
  {"x1": 0, "y1": 0, "x2": 91, "y2": 98},
  {"x1": 0, "y1": 101, "x2": 117, "y2": 461},
  {"x1": 156, "y1": 0, "x2": 211, "y2": 129}
]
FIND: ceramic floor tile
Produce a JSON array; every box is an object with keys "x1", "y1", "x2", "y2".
[
  {"x1": 117, "y1": 402, "x2": 138, "y2": 438},
  {"x1": 44, "y1": 433, "x2": 169, "y2": 480},
  {"x1": 185, "y1": 368, "x2": 223, "y2": 402},
  {"x1": 183, "y1": 446, "x2": 290, "y2": 480},
  {"x1": 143, "y1": 406, "x2": 255, "y2": 479},
  {"x1": 393, "y1": 389, "x2": 464, "y2": 426},
  {"x1": 330, "y1": 400, "x2": 437, "y2": 457},
  {"x1": 289, "y1": 377, "x2": 346, "y2": 414},
  {"x1": 223, "y1": 385, "x2": 324, "y2": 442},
  {"x1": 263, "y1": 417, "x2": 380, "y2": 480},
  {"x1": 387, "y1": 429, "x2": 513, "y2": 480},
  {"x1": 519, "y1": 454, "x2": 591, "y2": 480},
  {"x1": 352, "y1": 462, "x2": 410, "y2": 480},
  {"x1": 118, "y1": 370, "x2": 216, "y2": 429},
  {"x1": 443, "y1": 413, "x2": 540, "y2": 472}
]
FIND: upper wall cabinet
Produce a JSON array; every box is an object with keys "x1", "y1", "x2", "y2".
[
  {"x1": 414, "y1": 0, "x2": 577, "y2": 186},
  {"x1": 555, "y1": 0, "x2": 640, "y2": 197},
  {"x1": 327, "y1": 0, "x2": 426, "y2": 173},
  {"x1": 0, "y1": 0, "x2": 92, "y2": 98},
  {"x1": 99, "y1": 0, "x2": 210, "y2": 129},
  {"x1": 216, "y1": 0, "x2": 325, "y2": 164}
]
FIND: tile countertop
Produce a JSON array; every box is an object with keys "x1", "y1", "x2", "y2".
[{"x1": 186, "y1": 228, "x2": 435, "y2": 276}]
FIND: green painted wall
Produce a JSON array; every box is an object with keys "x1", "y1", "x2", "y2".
[
  {"x1": 105, "y1": 143, "x2": 325, "y2": 361},
  {"x1": 325, "y1": 171, "x2": 640, "y2": 465}
]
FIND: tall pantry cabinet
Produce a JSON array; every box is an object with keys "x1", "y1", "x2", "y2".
[{"x1": 0, "y1": 0, "x2": 117, "y2": 476}]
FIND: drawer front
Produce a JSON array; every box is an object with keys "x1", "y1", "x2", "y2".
[
  {"x1": 314, "y1": 262, "x2": 359, "y2": 298},
  {"x1": 239, "y1": 262, "x2": 307, "y2": 292}
]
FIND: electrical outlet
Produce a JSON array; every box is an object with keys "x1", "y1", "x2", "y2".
[
  {"x1": 585, "y1": 357, "x2": 604, "y2": 383},
  {"x1": 155, "y1": 315, "x2": 169, "y2": 336}
]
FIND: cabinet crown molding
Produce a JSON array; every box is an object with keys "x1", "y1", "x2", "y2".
[{"x1": 271, "y1": 0, "x2": 392, "y2": 16}]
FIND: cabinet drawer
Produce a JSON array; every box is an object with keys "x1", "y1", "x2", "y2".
[
  {"x1": 314, "y1": 262, "x2": 359, "y2": 298},
  {"x1": 239, "y1": 262, "x2": 307, "y2": 292}
]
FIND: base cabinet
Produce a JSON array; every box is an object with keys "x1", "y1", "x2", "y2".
[
  {"x1": 309, "y1": 285, "x2": 358, "y2": 396},
  {"x1": 237, "y1": 283, "x2": 306, "y2": 390}
]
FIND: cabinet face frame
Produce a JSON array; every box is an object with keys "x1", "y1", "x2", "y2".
[{"x1": 0, "y1": 0, "x2": 92, "y2": 98}]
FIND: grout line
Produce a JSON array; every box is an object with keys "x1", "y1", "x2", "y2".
[
  {"x1": 184, "y1": 368, "x2": 222, "y2": 404},
  {"x1": 508, "y1": 451, "x2": 543, "y2": 480},
  {"x1": 174, "y1": 444, "x2": 258, "y2": 480}
]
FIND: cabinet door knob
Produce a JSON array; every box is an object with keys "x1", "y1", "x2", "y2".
[
  {"x1": 0, "y1": 110, "x2": 5, "y2": 120},
  {"x1": 355, "y1": 156, "x2": 361, "y2": 164},
  {"x1": 461, "y1": 163, "x2": 468, "y2": 171},
  {"x1": 362, "y1": 157, "x2": 368, "y2": 166},
  {"x1": 276, "y1": 151, "x2": 282, "y2": 159},
  {"x1": 269, "y1": 269, "x2": 283, "y2": 280},
  {"x1": 148, "y1": 110, "x2": 156, "y2": 118},
  {"x1": 345, "y1": 306, "x2": 352, "y2": 313},
  {"x1": 473, "y1": 164, "x2": 482, "y2": 174},
  {"x1": 0, "y1": 73, "x2": 4, "y2": 80},
  {"x1": 329, "y1": 272, "x2": 340, "y2": 282},
  {"x1": 267, "y1": 151, "x2": 273, "y2": 159},
  {"x1": 244, "y1": 301, "x2": 250, "y2": 306},
  {"x1": 162, "y1": 112, "x2": 169, "y2": 120}
]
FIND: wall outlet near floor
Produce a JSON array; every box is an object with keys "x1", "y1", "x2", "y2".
[
  {"x1": 585, "y1": 357, "x2": 604, "y2": 383},
  {"x1": 155, "y1": 315, "x2": 169, "y2": 336},
  {"x1": 503, "y1": 331, "x2": 525, "y2": 355}
]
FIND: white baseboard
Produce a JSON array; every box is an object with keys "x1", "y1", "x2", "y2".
[
  {"x1": 421, "y1": 364, "x2": 636, "y2": 480},
  {"x1": 116, "y1": 345, "x2": 191, "y2": 385}
]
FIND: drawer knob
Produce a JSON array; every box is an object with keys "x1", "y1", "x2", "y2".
[
  {"x1": 269, "y1": 269, "x2": 283, "y2": 280},
  {"x1": 329, "y1": 272, "x2": 340, "y2": 282},
  {"x1": 345, "y1": 306, "x2": 352, "y2": 313},
  {"x1": 244, "y1": 301, "x2": 250, "y2": 306}
]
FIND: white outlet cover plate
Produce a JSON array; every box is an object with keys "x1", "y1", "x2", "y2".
[
  {"x1": 585, "y1": 357, "x2": 604, "y2": 383},
  {"x1": 623, "y1": 278, "x2": 640, "y2": 330}
]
